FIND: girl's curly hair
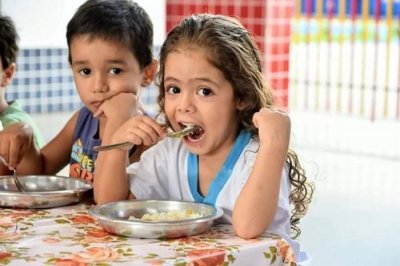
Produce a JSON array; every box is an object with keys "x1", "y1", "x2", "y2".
[
  {"x1": 286, "y1": 150, "x2": 314, "y2": 238},
  {"x1": 156, "y1": 14, "x2": 314, "y2": 238}
]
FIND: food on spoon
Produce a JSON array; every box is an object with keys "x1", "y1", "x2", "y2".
[{"x1": 167, "y1": 124, "x2": 196, "y2": 138}]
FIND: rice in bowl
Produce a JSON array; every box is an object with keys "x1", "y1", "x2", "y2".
[{"x1": 129, "y1": 208, "x2": 203, "y2": 222}]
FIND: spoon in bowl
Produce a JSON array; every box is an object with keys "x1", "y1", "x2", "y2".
[
  {"x1": 12, "y1": 169, "x2": 25, "y2": 192},
  {"x1": 93, "y1": 124, "x2": 196, "y2": 152},
  {"x1": 0, "y1": 156, "x2": 25, "y2": 192}
]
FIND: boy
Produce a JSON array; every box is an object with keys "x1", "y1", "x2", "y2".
[
  {"x1": 0, "y1": 14, "x2": 44, "y2": 174},
  {"x1": 0, "y1": 0, "x2": 157, "y2": 181}
]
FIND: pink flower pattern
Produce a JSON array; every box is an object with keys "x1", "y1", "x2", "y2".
[{"x1": 0, "y1": 205, "x2": 297, "y2": 265}]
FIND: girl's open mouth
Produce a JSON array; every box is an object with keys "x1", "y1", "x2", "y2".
[{"x1": 181, "y1": 123, "x2": 204, "y2": 141}]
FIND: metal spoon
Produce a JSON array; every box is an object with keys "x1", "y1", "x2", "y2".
[
  {"x1": 93, "y1": 124, "x2": 196, "y2": 152},
  {"x1": 12, "y1": 169, "x2": 25, "y2": 192}
]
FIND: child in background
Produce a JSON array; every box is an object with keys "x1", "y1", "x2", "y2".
[
  {"x1": 0, "y1": 0, "x2": 157, "y2": 181},
  {"x1": 0, "y1": 14, "x2": 44, "y2": 175},
  {"x1": 94, "y1": 14, "x2": 314, "y2": 264}
]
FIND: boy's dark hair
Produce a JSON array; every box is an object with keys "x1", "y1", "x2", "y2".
[
  {"x1": 0, "y1": 14, "x2": 19, "y2": 70},
  {"x1": 66, "y1": 0, "x2": 153, "y2": 69}
]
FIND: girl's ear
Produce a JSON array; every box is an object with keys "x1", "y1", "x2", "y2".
[
  {"x1": 1, "y1": 63, "x2": 16, "y2": 87},
  {"x1": 236, "y1": 99, "x2": 248, "y2": 111},
  {"x1": 141, "y1": 59, "x2": 159, "y2": 87}
]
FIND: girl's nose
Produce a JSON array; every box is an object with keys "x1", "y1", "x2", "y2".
[{"x1": 177, "y1": 94, "x2": 195, "y2": 113}]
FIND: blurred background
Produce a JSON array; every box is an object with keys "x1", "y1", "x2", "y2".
[{"x1": 1, "y1": 0, "x2": 399, "y2": 265}]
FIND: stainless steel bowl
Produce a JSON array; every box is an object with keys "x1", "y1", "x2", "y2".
[
  {"x1": 0, "y1": 175, "x2": 92, "y2": 208},
  {"x1": 89, "y1": 200, "x2": 224, "y2": 239}
]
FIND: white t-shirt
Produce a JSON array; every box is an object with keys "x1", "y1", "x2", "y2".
[{"x1": 127, "y1": 137, "x2": 308, "y2": 263}]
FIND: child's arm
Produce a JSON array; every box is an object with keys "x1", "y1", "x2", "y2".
[
  {"x1": 0, "y1": 161, "x2": 10, "y2": 175},
  {"x1": 93, "y1": 114, "x2": 165, "y2": 205},
  {"x1": 0, "y1": 122, "x2": 41, "y2": 173},
  {"x1": 0, "y1": 113, "x2": 78, "y2": 175},
  {"x1": 92, "y1": 92, "x2": 141, "y2": 204},
  {"x1": 232, "y1": 108, "x2": 290, "y2": 239}
]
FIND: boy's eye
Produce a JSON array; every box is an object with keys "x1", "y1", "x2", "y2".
[
  {"x1": 198, "y1": 88, "x2": 212, "y2": 96},
  {"x1": 166, "y1": 86, "x2": 181, "y2": 94},
  {"x1": 79, "y1": 68, "x2": 91, "y2": 76},
  {"x1": 109, "y1": 68, "x2": 122, "y2": 75}
]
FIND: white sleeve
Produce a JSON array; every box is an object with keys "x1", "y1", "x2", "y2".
[
  {"x1": 278, "y1": 164, "x2": 291, "y2": 210},
  {"x1": 127, "y1": 142, "x2": 169, "y2": 200}
]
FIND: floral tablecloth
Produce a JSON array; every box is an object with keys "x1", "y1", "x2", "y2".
[{"x1": 0, "y1": 204, "x2": 296, "y2": 266}]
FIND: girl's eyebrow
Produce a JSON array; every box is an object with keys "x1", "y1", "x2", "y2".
[
  {"x1": 195, "y1": 77, "x2": 219, "y2": 86},
  {"x1": 164, "y1": 76, "x2": 179, "y2": 83},
  {"x1": 164, "y1": 76, "x2": 219, "y2": 87}
]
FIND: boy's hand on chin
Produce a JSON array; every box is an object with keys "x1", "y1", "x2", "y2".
[{"x1": 93, "y1": 92, "x2": 138, "y2": 123}]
